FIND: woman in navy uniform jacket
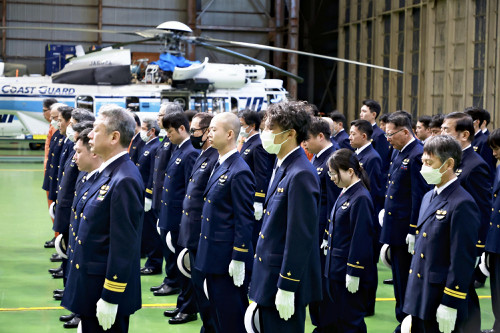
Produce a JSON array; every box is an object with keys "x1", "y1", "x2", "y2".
[
  {"x1": 324, "y1": 148, "x2": 376, "y2": 333},
  {"x1": 62, "y1": 106, "x2": 144, "y2": 333},
  {"x1": 403, "y1": 135, "x2": 480, "y2": 333}
]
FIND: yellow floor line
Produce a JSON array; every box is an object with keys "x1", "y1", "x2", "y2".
[{"x1": 0, "y1": 296, "x2": 491, "y2": 312}]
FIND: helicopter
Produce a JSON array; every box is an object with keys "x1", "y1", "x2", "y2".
[{"x1": 0, "y1": 21, "x2": 402, "y2": 142}]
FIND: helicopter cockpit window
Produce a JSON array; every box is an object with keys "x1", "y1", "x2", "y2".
[
  {"x1": 211, "y1": 97, "x2": 226, "y2": 113},
  {"x1": 126, "y1": 97, "x2": 140, "y2": 112},
  {"x1": 76, "y1": 96, "x2": 94, "y2": 112}
]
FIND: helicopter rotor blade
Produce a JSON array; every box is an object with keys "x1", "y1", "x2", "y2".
[
  {"x1": 0, "y1": 26, "x2": 139, "y2": 36},
  {"x1": 199, "y1": 37, "x2": 404, "y2": 74},
  {"x1": 192, "y1": 40, "x2": 304, "y2": 83}
]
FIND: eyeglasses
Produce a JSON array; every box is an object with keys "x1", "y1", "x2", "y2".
[
  {"x1": 189, "y1": 127, "x2": 208, "y2": 135},
  {"x1": 384, "y1": 128, "x2": 405, "y2": 138},
  {"x1": 327, "y1": 171, "x2": 336, "y2": 178}
]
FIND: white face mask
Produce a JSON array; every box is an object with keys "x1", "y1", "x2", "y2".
[
  {"x1": 66, "y1": 125, "x2": 76, "y2": 142},
  {"x1": 51, "y1": 119, "x2": 59, "y2": 130},
  {"x1": 140, "y1": 130, "x2": 150, "y2": 142},
  {"x1": 239, "y1": 125, "x2": 250, "y2": 138},
  {"x1": 420, "y1": 160, "x2": 448, "y2": 185},
  {"x1": 261, "y1": 129, "x2": 290, "y2": 155}
]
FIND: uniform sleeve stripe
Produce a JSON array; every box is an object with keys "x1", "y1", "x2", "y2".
[
  {"x1": 347, "y1": 263, "x2": 365, "y2": 269},
  {"x1": 279, "y1": 273, "x2": 300, "y2": 282},
  {"x1": 409, "y1": 224, "x2": 417, "y2": 228},
  {"x1": 255, "y1": 193, "x2": 266, "y2": 198},
  {"x1": 444, "y1": 288, "x2": 466, "y2": 299},
  {"x1": 476, "y1": 244, "x2": 485, "y2": 248},
  {"x1": 104, "y1": 279, "x2": 127, "y2": 293},
  {"x1": 233, "y1": 247, "x2": 249, "y2": 253},
  {"x1": 104, "y1": 279, "x2": 127, "y2": 287},
  {"x1": 145, "y1": 188, "x2": 153, "y2": 194}
]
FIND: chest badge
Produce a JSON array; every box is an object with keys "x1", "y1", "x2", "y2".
[
  {"x1": 436, "y1": 210, "x2": 447, "y2": 220},
  {"x1": 473, "y1": 146, "x2": 478, "y2": 152},
  {"x1": 277, "y1": 187, "x2": 284, "y2": 193},
  {"x1": 164, "y1": 142, "x2": 170, "y2": 148},
  {"x1": 244, "y1": 149, "x2": 251, "y2": 155},
  {"x1": 316, "y1": 167, "x2": 323, "y2": 175},
  {"x1": 175, "y1": 158, "x2": 182, "y2": 165},
  {"x1": 402, "y1": 158, "x2": 410, "y2": 166},
  {"x1": 97, "y1": 184, "x2": 110, "y2": 201},
  {"x1": 341, "y1": 201, "x2": 350, "y2": 210},
  {"x1": 455, "y1": 169, "x2": 462, "y2": 177},
  {"x1": 201, "y1": 162, "x2": 208, "y2": 169},
  {"x1": 143, "y1": 150, "x2": 150, "y2": 156},
  {"x1": 218, "y1": 174, "x2": 228, "y2": 184}
]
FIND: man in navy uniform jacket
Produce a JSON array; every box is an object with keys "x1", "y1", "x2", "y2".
[
  {"x1": 62, "y1": 105, "x2": 144, "y2": 332},
  {"x1": 404, "y1": 135, "x2": 480, "y2": 333},
  {"x1": 303, "y1": 116, "x2": 339, "y2": 332},
  {"x1": 128, "y1": 113, "x2": 145, "y2": 164},
  {"x1": 158, "y1": 111, "x2": 199, "y2": 324},
  {"x1": 249, "y1": 101, "x2": 321, "y2": 333},
  {"x1": 177, "y1": 112, "x2": 218, "y2": 332},
  {"x1": 135, "y1": 118, "x2": 163, "y2": 275},
  {"x1": 330, "y1": 111, "x2": 353, "y2": 151},
  {"x1": 238, "y1": 109, "x2": 274, "y2": 247},
  {"x1": 381, "y1": 111, "x2": 431, "y2": 332},
  {"x1": 465, "y1": 107, "x2": 496, "y2": 180},
  {"x1": 195, "y1": 112, "x2": 256, "y2": 333},
  {"x1": 360, "y1": 99, "x2": 391, "y2": 173}
]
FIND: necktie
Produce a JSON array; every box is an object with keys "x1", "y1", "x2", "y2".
[
  {"x1": 430, "y1": 190, "x2": 437, "y2": 202},
  {"x1": 209, "y1": 161, "x2": 220, "y2": 180}
]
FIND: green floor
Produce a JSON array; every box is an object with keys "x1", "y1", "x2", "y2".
[{"x1": 0, "y1": 144, "x2": 495, "y2": 332}]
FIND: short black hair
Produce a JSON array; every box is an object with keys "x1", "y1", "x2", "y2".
[
  {"x1": 444, "y1": 112, "x2": 475, "y2": 143},
  {"x1": 184, "y1": 110, "x2": 197, "y2": 123},
  {"x1": 387, "y1": 111, "x2": 413, "y2": 132},
  {"x1": 238, "y1": 109, "x2": 261, "y2": 130},
  {"x1": 59, "y1": 106, "x2": 73, "y2": 121},
  {"x1": 483, "y1": 109, "x2": 491, "y2": 126},
  {"x1": 464, "y1": 106, "x2": 485, "y2": 124},
  {"x1": 43, "y1": 98, "x2": 58, "y2": 109},
  {"x1": 309, "y1": 117, "x2": 331, "y2": 138},
  {"x1": 350, "y1": 119, "x2": 373, "y2": 140},
  {"x1": 423, "y1": 135, "x2": 462, "y2": 171},
  {"x1": 429, "y1": 114, "x2": 444, "y2": 129},
  {"x1": 417, "y1": 115, "x2": 432, "y2": 128},
  {"x1": 379, "y1": 113, "x2": 390, "y2": 123},
  {"x1": 362, "y1": 99, "x2": 381, "y2": 118},
  {"x1": 76, "y1": 127, "x2": 92, "y2": 150},
  {"x1": 330, "y1": 111, "x2": 347, "y2": 128},
  {"x1": 305, "y1": 103, "x2": 319, "y2": 117},
  {"x1": 163, "y1": 112, "x2": 190, "y2": 132},
  {"x1": 265, "y1": 101, "x2": 312, "y2": 143},
  {"x1": 488, "y1": 128, "x2": 500, "y2": 149},
  {"x1": 131, "y1": 112, "x2": 141, "y2": 127},
  {"x1": 193, "y1": 113, "x2": 213, "y2": 129}
]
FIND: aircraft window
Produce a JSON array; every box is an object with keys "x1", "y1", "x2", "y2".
[
  {"x1": 212, "y1": 97, "x2": 225, "y2": 113},
  {"x1": 173, "y1": 98, "x2": 187, "y2": 109},
  {"x1": 126, "y1": 97, "x2": 140, "y2": 112},
  {"x1": 76, "y1": 96, "x2": 93, "y2": 111}
]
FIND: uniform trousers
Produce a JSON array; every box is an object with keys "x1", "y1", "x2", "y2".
[
  {"x1": 159, "y1": 228, "x2": 180, "y2": 288},
  {"x1": 141, "y1": 210, "x2": 163, "y2": 271},
  {"x1": 390, "y1": 244, "x2": 412, "y2": 326},
  {"x1": 171, "y1": 236, "x2": 197, "y2": 315},
  {"x1": 80, "y1": 314, "x2": 129, "y2": 333},
  {"x1": 309, "y1": 251, "x2": 336, "y2": 331},
  {"x1": 189, "y1": 249, "x2": 216, "y2": 333},
  {"x1": 490, "y1": 252, "x2": 500, "y2": 331},
  {"x1": 258, "y1": 302, "x2": 306, "y2": 333},
  {"x1": 205, "y1": 272, "x2": 248, "y2": 333}
]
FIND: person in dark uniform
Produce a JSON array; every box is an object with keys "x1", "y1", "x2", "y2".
[
  {"x1": 128, "y1": 112, "x2": 145, "y2": 164},
  {"x1": 330, "y1": 111, "x2": 353, "y2": 151},
  {"x1": 135, "y1": 118, "x2": 163, "y2": 275},
  {"x1": 349, "y1": 119, "x2": 384, "y2": 316},
  {"x1": 158, "y1": 111, "x2": 199, "y2": 324},
  {"x1": 61, "y1": 105, "x2": 144, "y2": 333},
  {"x1": 177, "y1": 112, "x2": 218, "y2": 333},
  {"x1": 249, "y1": 101, "x2": 321, "y2": 333},
  {"x1": 481, "y1": 108, "x2": 491, "y2": 137},
  {"x1": 238, "y1": 109, "x2": 274, "y2": 248},
  {"x1": 149, "y1": 103, "x2": 179, "y2": 295},
  {"x1": 381, "y1": 111, "x2": 431, "y2": 333},
  {"x1": 415, "y1": 115, "x2": 432, "y2": 144},
  {"x1": 429, "y1": 114, "x2": 445, "y2": 137},
  {"x1": 465, "y1": 107, "x2": 496, "y2": 181},
  {"x1": 303, "y1": 117, "x2": 340, "y2": 332},
  {"x1": 195, "y1": 112, "x2": 256, "y2": 333},
  {"x1": 483, "y1": 129, "x2": 500, "y2": 333},
  {"x1": 379, "y1": 113, "x2": 390, "y2": 133},
  {"x1": 360, "y1": 99, "x2": 391, "y2": 173},
  {"x1": 59, "y1": 126, "x2": 103, "y2": 329},
  {"x1": 403, "y1": 135, "x2": 480, "y2": 333},
  {"x1": 441, "y1": 112, "x2": 491, "y2": 331},
  {"x1": 323, "y1": 148, "x2": 376, "y2": 333}
]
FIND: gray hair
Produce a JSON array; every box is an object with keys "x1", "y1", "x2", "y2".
[
  {"x1": 71, "y1": 108, "x2": 95, "y2": 123},
  {"x1": 98, "y1": 104, "x2": 135, "y2": 148},
  {"x1": 423, "y1": 135, "x2": 462, "y2": 171},
  {"x1": 159, "y1": 102, "x2": 184, "y2": 115},
  {"x1": 143, "y1": 117, "x2": 160, "y2": 135}
]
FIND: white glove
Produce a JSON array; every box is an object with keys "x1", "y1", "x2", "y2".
[
  {"x1": 275, "y1": 288, "x2": 295, "y2": 321},
  {"x1": 49, "y1": 201, "x2": 56, "y2": 219},
  {"x1": 144, "y1": 198, "x2": 152, "y2": 212},
  {"x1": 96, "y1": 298, "x2": 118, "y2": 331},
  {"x1": 346, "y1": 274, "x2": 360, "y2": 293},
  {"x1": 156, "y1": 219, "x2": 161, "y2": 235},
  {"x1": 228, "y1": 260, "x2": 245, "y2": 287},
  {"x1": 320, "y1": 239, "x2": 328, "y2": 256},
  {"x1": 378, "y1": 209, "x2": 385, "y2": 227},
  {"x1": 436, "y1": 304, "x2": 457, "y2": 333},
  {"x1": 406, "y1": 234, "x2": 415, "y2": 254},
  {"x1": 254, "y1": 202, "x2": 263, "y2": 220}
]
